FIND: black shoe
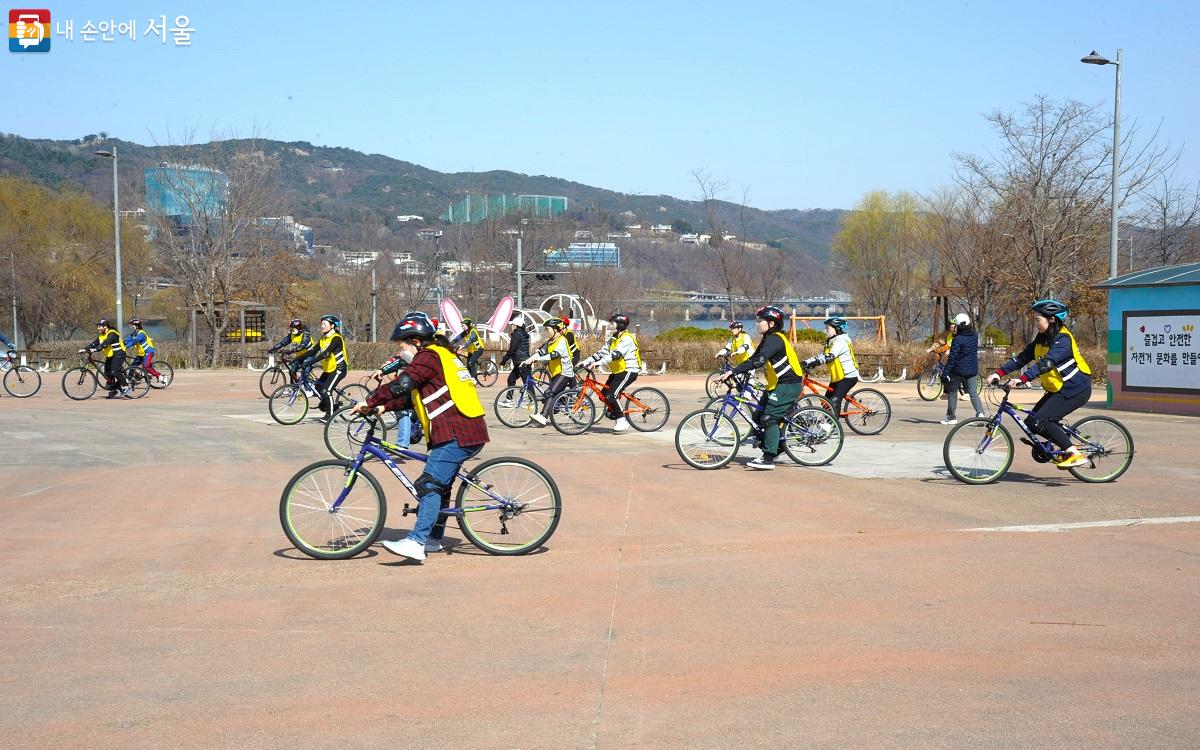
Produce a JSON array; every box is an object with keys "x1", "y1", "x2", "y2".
[{"x1": 105, "y1": 391, "x2": 118, "y2": 399}]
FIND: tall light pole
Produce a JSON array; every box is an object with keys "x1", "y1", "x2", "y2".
[
  {"x1": 94, "y1": 146, "x2": 124, "y2": 324},
  {"x1": 4, "y1": 253, "x2": 18, "y2": 349},
  {"x1": 370, "y1": 265, "x2": 378, "y2": 343},
  {"x1": 1081, "y1": 49, "x2": 1122, "y2": 278}
]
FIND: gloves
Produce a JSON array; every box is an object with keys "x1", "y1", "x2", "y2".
[
  {"x1": 801, "y1": 357, "x2": 819, "y2": 370},
  {"x1": 987, "y1": 373, "x2": 1001, "y2": 386},
  {"x1": 77, "y1": 348, "x2": 86, "y2": 354}
]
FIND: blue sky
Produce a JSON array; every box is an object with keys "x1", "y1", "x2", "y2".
[{"x1": 4, "y1": 0, "x2": 1197, "y2": 210}]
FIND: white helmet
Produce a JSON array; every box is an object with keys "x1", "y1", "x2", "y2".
[{"x1": 953, "y1": 313, "x2": 971, "y2": 327}]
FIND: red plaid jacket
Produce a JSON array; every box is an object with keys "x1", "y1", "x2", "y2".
[{"x1": 366, "y1": 349, "x2": 489, "y2": 448}]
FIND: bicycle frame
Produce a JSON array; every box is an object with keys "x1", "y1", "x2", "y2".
[
  {"x1": 571, "y1": 368, "x2": 651, "y2": 417},
  {"x1": 978, "y1": 386, "x2": 1089, "y2": 460}
]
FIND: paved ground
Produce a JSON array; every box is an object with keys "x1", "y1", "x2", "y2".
[{"x1": 1, "y1": 370, "x2": 1197, "y2": 749}]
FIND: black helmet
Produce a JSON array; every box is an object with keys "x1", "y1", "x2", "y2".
[
  {"x1": 97, "y1": 318, "x2": 110, "y2": 328},
  {"x1": 609, "y1": 312, "x2": 630, "y2": 331},
  {"x1": 288, "y1": 318, "x2": 303, "y2": 329},
  {"x1": 390, "y1": 311, "x2": 436, "y2": 342},
  {"x1": 756, "y1": 306, "x2": 785, "y2": 328},
  {"x1": 320, "y1": 314, "x2": 341, "y2": 328},
  {"x1": 1031, "y1": 299, "x2": 1068, "y2": 322},
  {"x1": 128, "y1": 318, "x2": 143, "y2": 328},
  {"x1": 543, "y1": 317, "x2": 565, "y2": 331},
  {"x1": 729, "y1": 321, "x2": 743, "y2": 330},
  {"x1": 462, "y1": 317, "x2": 474, "y2": 327},
  {"x1": 823, "y1": 317, "x2": 848, "y2": 333}
]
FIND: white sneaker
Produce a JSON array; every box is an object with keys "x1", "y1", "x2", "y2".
[
  {"x1": 959, "y1": 394, "x2": 968, "y2": 401},
  {"x1": 381, "y1": 537, "x2": 426, "y2": 561},
  {"x1": 613, "y1": 417, "x2": 630, "y2": 432},
  {"x1": 530, "y1": 413, "x2": 548, "y2": 426},
  {"x1": 497, "y1": 399, "x2": 514, "y2": 407},
  {"x1": 424, "y1": 539, "x2": 444, "y2": 553},
  {"x1": 940, "y1": 418, "x2": 958, "y2": 425},
  {"x1": 976, "y1": 412, "x2": 987, "y2": 419}
]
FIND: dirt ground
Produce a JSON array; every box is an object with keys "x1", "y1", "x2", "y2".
[{"x1": 1, "y1": 369, "x2": 1197, "y2": 749}]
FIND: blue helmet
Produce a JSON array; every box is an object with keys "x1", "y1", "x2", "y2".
[
  {"x1": 823, "y1": 317, "x2": 848, "y2": 333},
  {"x1": 1031, "y1": 299, "x2": 1068, "y2": 322},
  {"x1": 320, "y1": 314, "x2": 342, "y2": 328}
]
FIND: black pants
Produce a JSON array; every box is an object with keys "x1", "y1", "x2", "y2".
[
  {"x1": 601, "y1": 371, "x2": 638, "y2": 419},
  {"x1": 465, "y1": 350, "x2": 482, "y2": 379},
  {"x1": 316, "y1": 369, "x2": 346, "y2": 413},
  {"x1": 1027, "y1": 387, "x2": 1091, "y2": 450},
  {"x1": 506, "y1": 363, "x2": 531, "y2": 388},
  {"x1": 540, "y1": 374, "x2": 574, "y2": 418},
  {"x1": 824, "y1": 377, "x2": 857, "y2": 417},
  {"x1": 105, "y1": 352, "x2": 128, "y2": 390}
]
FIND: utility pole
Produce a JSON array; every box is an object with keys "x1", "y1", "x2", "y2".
[
  {"x1": 516, "y1": 236, "x2": 524, "y2": 308},
  {"x1": 370, "y1": 265, "x2": 378, "y2": 343},
  {"x1": 6, "y1": 253, "x2": 19, "y2": 349}
]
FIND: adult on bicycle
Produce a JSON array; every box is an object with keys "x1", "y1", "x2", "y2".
[
  {"x1": 80, "y1": 319, "x2": 131, "y2": 399},
  {"x1": 576, "y1": 311, "x2": 643, "y2": 433},
  {"x1": 987, "y1": 299, "x2": 1091, "y2": 469},
  {"x1": 357, "y1": 311, "x2": 490, "y2": 562},
  {"x1": 305, "y1": 314, "x2": 349, "y2": 418},
  {"x1": 525, "y1": 318, "x2": 574, "y2": 427},
  {"x1": 268, "y1": 318, "x2": 318, "y2": 383},
  {"x1": 124, "y1": 318, "x2": 163, "y2": 381},
  {"x1": 451, "y1": 317, "x2": 485, "y2": 380},
  {"x1": 939, "y1": 313, "x2": 986, "y2": 425},
  {"x1": 716, "y1": 321, "x2": 752, "y2": 366},
  {"x1": 499, "y1": 313, "x2": 531, "y2": 390},
  {"x1": 722, "y1": 305, "x2": 805, "y2": 470},
  {"x1": 802, "y1": 316, "x2": 859, "y2": 419}
]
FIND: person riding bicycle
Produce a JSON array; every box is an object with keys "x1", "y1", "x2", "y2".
[
  {"x1": 987, "y1": 299, "x2": 1092, "y2": 469},
  {"x1": 123, "y1": 318, "x2": 163, "y2": 381},
  {"x1": 722, "y1": 305, "x2": 805, "y2": 470},
  {"x1": 305, "y1": 314, "x2": 349, "y2": 418},
  {"x1": 367, "y1": 347, "x2": 423, "y2": 448},
  {"x1": 801, "y1": 317, "x2": 860, "y2": 419},
  {"x1": 575, "y1": 312, "x2": 643, "y2": 433},
  {"x1": 80, "y1": 319, "x2": 131, "y2": 399},
  {"x1": 561, "y1": 316, "x2": 581, "y2": 366},
  {"x1": 268, "y1": 319, "x2": 318, "y2": 383},
  {"x1": 357, "y1": 311, "x2": 490, "y2": 562},
  {"x1": 524, "y1": 317, "x2": 575, "y2": 427},
  {"x1": 716, "y1": 321, "x2": 753, "y2": 366},
  {"x1": 450, "y1": 316, "x2": 486, "y2": 380},
  {"x1": 499, "y1": 313, "x2": 532, "y2": 391},
  {"x1": 939, "y1": 313, "x2": 986, "y2": 424}
]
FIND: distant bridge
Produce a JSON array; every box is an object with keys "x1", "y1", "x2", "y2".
[{"x1": 627, "y1": 289, "x2": 853, "y2": 317}]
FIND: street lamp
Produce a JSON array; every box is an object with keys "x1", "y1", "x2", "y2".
[
  {"x1": 1081, "y1": 49, "x2": 1122, "y2": 278},
  {"x1": 3, "y1": 253, "x2": 18, "y2": 349},
  {"x1": 94, "y1": 146, "x2": 124, "y2": 325}
]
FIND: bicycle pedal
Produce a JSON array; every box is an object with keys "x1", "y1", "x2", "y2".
[{"x1": 401, "y1": 502, "x2": 414, "y2": 517}]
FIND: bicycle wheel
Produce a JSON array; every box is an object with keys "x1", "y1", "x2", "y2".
[
  {"x1": 3, "y1": 365, "x2": 41, "y2": 398},
  {"x1": 943, "y1": 419, "x2": 1014, "y2": 484},
  {"x1": 259, "y1": 366, "x2": 288, "y2": 398},
  {"x1": 148, "y1": 360, "x2": 175, "y2": 389},
  {"x1": 843, "y1": 388, "x2": 891, "y2": 436},
  {"x1": 337, "y1": 382, "x2": 371, "y2": 410},
  {"x1": 917, "y1": 369, "x2": 943, "y2": 401},
  {"x1": 324, "y1": 407, "x2": 389, "y2": 460},
  {"x1": 1067, "y1": 416, "x2": 1135, "y2": 483},
  {"x1": 455, "y1": 456, "x2": 562, "y2": 555},
  {"x1": 61, "y1": 367, "x2": 98, "y2": 400},
  {"x1": 674, "y1": 409, "x2": 740, "y2": 469},
  {"x1": 125, "y1": 367, "x2": 151, "y2": 399},
  {"x1": 280, "y1": 460, "x2": 387, "y2": 559},
  {"x1": 494, "y1": 386, "x2": 539, "y2": 428},
  {"x1": 704, "y1": 396, "x2": 755, "y2": 439},
  {"x1": 269, "y1": 384, "x2": 310, "y2": 425},
  {"x1": 798, "y1": 393, "x2": 833, "y2": 412},
  {"x1": 623, "y1": 386, "x2": 670, "y2": 432},
  {"x1": 781, "y1": 406, "x2": 843, "y2": 466},
  {"x1": 704, "y1": 370, "x2": 726, "y2": 399},
  {"x1": 531, "y1": 365, "x2": 550, "y2": 385},
  {"x1": 550, "y1": 389, "x2": 596, "y2": 435},
  {"x1": 475, "y1": 358, "x2": 499, "y2": 387}
]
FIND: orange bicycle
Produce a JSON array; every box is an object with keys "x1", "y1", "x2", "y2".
[
  {"x1": 798, "y1": 374, "x2": 892, "y2": 435},
  {"x1": 549, "y1": 366, "x2": 671, "y2": 435}
]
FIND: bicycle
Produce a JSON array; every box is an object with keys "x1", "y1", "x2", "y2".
[
  {"x1": 280, "y1": 418, "x2": 562, "y2": 559},
  {"x1": 267, "y1": 368, "x2": 371, "y2": 425},
  {"x1": 675, "y1": 376, "x2": 844, "y2": 469},
  {"x1": 704, "y1": 354, "x2": 766, "y2": 399},
  {"x1": 460, "y1": 353, "x2": 499, "y2": 388},
  {"x1": 548, "y1": 366, "x2": 670, "y2": 435},
  {"x1": 493, "y1": 371, "x2": 553, "y2": 428},
  {"x1": 916, "y1": 358, "x2": 984, "y2": 401},
  {"x1": 799, "y1": 373, "x2": 892, "y2": 435},
  {"x1": 258, "y1": 352, "x2": 318, "y2": 398},
  {"x1": 942, "y1": 383, "x2": 1134, "y2": 484},
  {"x1": 2, "y1": 350, "x2": 42, "y2": 398},
  {"x1": 61, "y1": 352, "x2": 150, "y2": 400},
  {"x1": 323, "y1": 404, "x2": 423, "y2": 460}
]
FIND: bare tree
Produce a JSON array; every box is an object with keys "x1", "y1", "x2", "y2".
[
  {"x1": 693, "y1": 170, "x2": 747, "y2": 319},
  {"x1": 1134, "y1": 176, "x2": 1200, "y2": 268}
]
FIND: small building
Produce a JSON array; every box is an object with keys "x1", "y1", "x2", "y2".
[
  {"x1": 1095, "y1": 262, "x2": 1200, "y2": 415},
  {"x1": 651, "y1": 224, "x2": 672, "y2": 234},
  {"x1": 545, "y1": 242, "x2": 620, "y2": 267}
]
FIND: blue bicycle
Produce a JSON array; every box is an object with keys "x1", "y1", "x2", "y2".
[
  {"x1": 942, "y1": 383, "x2": 1134, "y2": 484},
  {"x1": 917, "y1": 358, "x2": 984, "y2": 401},
  {"x1": 493, "y1": 371, "x2": 554, "y2": 428},
  {"x1": 268, "y1": 368, "x2": 370, "y2": 425},
  {"x1": 280, "y1": 417, "x2": 562, "y2": 559}
]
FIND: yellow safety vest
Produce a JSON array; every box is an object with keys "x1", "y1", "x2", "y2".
[
  {"x1": 317, "y1": 331, "x2": 348, "y2": 373},
  {"x1": 545, "y1": 333, "x2": 565, "y2": 378},
  {"x1": 99, "y1": 329, "x2": 125, "y2": 358},
  {"x1": 607, "y1": 331, "x2": 642, "y2": 374},
  {"x1": 729, "y1": 331, "x2": 752, "y2": 366},
  {"x1": 464, "y1": 328, "x2": 484, "y2": 355},
  {"x1": 1033, "y1": 326, "x2": 1091, "y2": 392},
  {"x1": 131, "y1": 331, "x2": 155, "y2": 357},
  {"x1": 823, "y1": 335, "x2": 859, "y2": 382},
  {"x1": 290, "y1": 330, "x2": 316, "y2": 355},
  {"x1": 763, "y1": 332, "x2": 803, "y2": 390},
  {"x1": 410, "y1": 344, "x2": 485, "y2": 445}
]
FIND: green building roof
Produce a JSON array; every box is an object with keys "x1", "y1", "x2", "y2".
[{"x1": 1094, "y1": 262, "x2": 1200, "y2": 289}]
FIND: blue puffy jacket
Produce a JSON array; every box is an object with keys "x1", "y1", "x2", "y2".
[{"x1": 945, "y1": 328, "x2": 979, "y2": 377}]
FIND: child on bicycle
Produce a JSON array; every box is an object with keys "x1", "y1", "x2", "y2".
[
  {"x1": 722, "y1": 306, "x2": 804, "y2": 470},
  {"x1": 305, "y1": 314, "x2": 349, "y2": 418},
  {"x1": 450, "y1": 317, "x2": 485, "y2": 379},
  {"x1": 988, "y1": 299, "x2": 1092, "y2": 469},
  {"x1": 576, "y1": 312, "x2": 642, "y2": 432},
  {"x1": 80, "y1": 319, "x2": 131, "y2": 399},
  {"x1": 524, "y1": 318, "x2": 574, "y2": 427},
  {"x1": 801, "y1": 317, "x2": 859, "y2": 419},
  {"x1": 716, "y1": 321, "x2": 752, "y2": 366},
  {"x1": 124, "y1": 318, "x2": 163, "y2": 382},
  {"x1": 268, "y1": 319, "x2": 318, "y2": 383},
  {"x1": 357, "y1": 311, "x2": 489, "y2": 562}
]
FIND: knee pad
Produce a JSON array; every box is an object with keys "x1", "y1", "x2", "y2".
[{"x1": 414, "y1": 472, "x2": 453, "y2": 501}]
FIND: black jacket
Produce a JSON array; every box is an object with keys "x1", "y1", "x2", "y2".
[
  {"x1": 501, "y1": 326, "x2": 530, "y2": 366},
  {"x1": 945, "y1": 327, "x2": 979, "y2": 377}
]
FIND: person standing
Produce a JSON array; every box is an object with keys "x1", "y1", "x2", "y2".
[
  {"x1": 939, "y1": 313, "x2": 987, "y2": 424},
  {"x1": 500, "y1": 314, "x2": 531, "y2": 389}
]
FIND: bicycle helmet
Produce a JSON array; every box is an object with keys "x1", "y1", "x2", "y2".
[
  {"x1": 953, "y1": 313, "x2": 971, "y2": 327},
  {"x1": 96, "y1": 318, "x2": 110, "y2": 328},
  {"x1": 128, "y1": 318, "x2": 143, "y2": 328},
  {"x1": 320, "y1": 314, "x2": 341, "y2": 328},
  {"x1": 824, "y1": 317, "x2": 848, "y2": 334},
  {"x1": 543, "y1": 317, "x2": 565, "y2": 331},
  {"x1": 462, "y1": 317, "x2": 474, "y2": 327},
  {"x1": 729, "y1": 321, "x2": 743, "y2": 330},
  {"x1": 1031, "y1": 299, "x2": 1068, "y2": 322},
  {"x1": 288, "y1": 318, "x2": 303, "y2": 329},
  {"x1": 609, "y1": 312, "x2": 630, "y2": 331},
  {"x1": 756, "y1": 306, "x2": 785, "y2": 328},
  {"x1": 390, "y1": 311, "x2": 437, "y2": 342}
]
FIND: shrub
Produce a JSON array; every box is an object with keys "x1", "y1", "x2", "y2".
[
  {"x1": 982, "y1": 326, "x2": 1010, "y2": 347},
  {"x1": 793, "y1": 327, "x2": 825, "y2": 343},
  {"x1": 655, "y1": 326, "x2": 730, "y2": 343}
]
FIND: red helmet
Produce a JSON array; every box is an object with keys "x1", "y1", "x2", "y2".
[{"x1": 756, "y1": 306, "x2": 785, "y2": 328}]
